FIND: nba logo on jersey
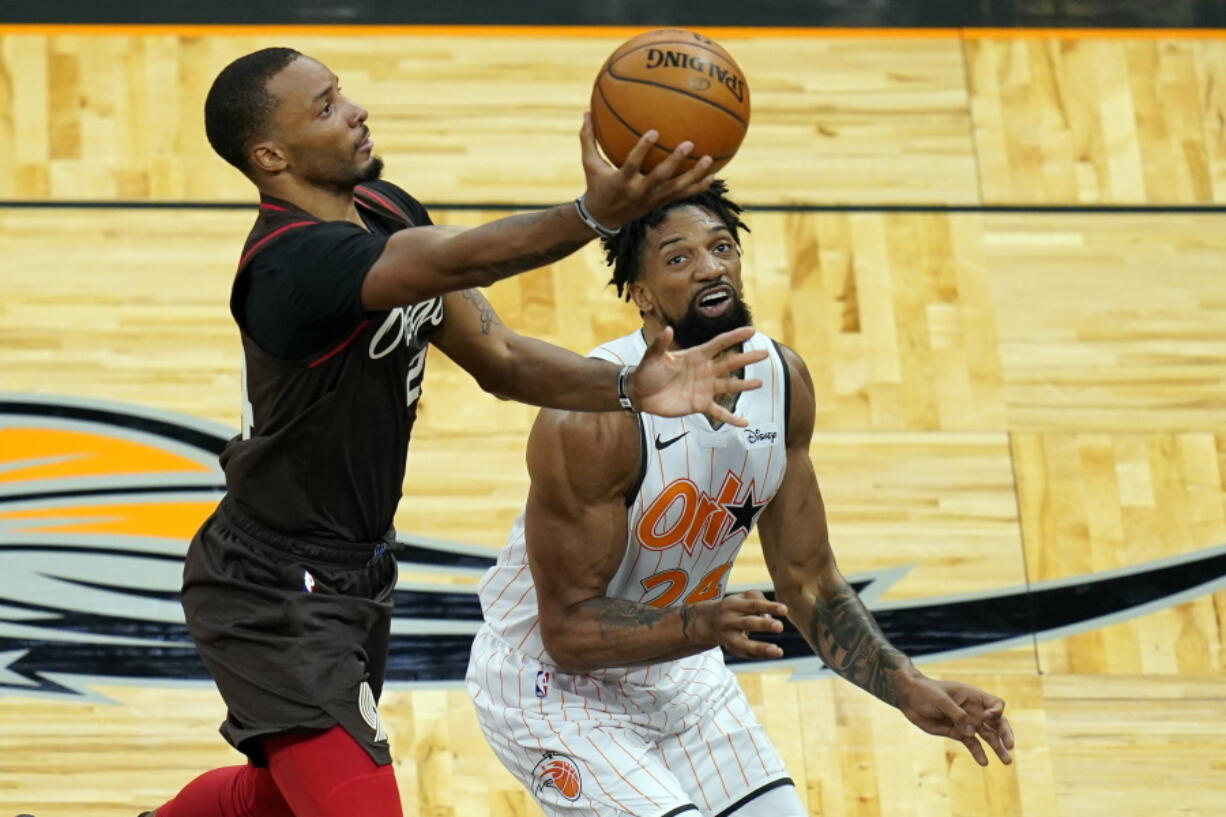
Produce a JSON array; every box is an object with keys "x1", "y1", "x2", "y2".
[
  {"x1": 302, "y1": 570, "x2": 316, "y2": 593},
  {"x1": 531, "y1": 752, "x2": 582, "y2": 802},
  {"x1": 534, "y1": 670, "x2": 551, "y2": 698}
]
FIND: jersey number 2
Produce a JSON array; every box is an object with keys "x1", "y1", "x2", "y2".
[{"x1": 640, "y1": 562, "x2": 733, "y2": 608}]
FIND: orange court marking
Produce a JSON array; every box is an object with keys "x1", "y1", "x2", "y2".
[
  {"x1": 0, "y1": 428, "x2": 211, "y2": 484},
  {"x1": 1, "y1": 24, "x2": 1220, "y2": 39},
  {"x1": 0, "y1": 501, "x2": 217, "y2": 539},
  {"x1": 0, "y1": 24, "x2": 953, "y2": 37}
]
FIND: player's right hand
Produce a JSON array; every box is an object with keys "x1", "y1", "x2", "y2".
[
  {"x1": 690, "y1": 590, "x2": 788, "y2": 660},
  {"x1": 897, "y1": 678, "x2": 1015, "y2": 766},
  {"x1": 577, "y1": 112, "x2": 715, "y2": 230}
]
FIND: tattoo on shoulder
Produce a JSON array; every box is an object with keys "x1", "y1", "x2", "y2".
[{"x1": 460, "y1": 288, "x2": 499, "y2": 335}]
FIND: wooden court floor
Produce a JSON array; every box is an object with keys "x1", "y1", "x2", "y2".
[{"x1": 1, "y1": 26, "x2": 1225, "y2": 817}]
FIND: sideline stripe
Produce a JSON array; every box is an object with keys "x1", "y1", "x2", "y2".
[
  {"x1": 0, "y1": 24, "x2": 1223, "y2": 38},
  {"x1": 2, "y1": 200, "x2": 1225, "y2": 214},
  {"x1": 963, "y1": 27, "x2": 1226, "y2": 39},
  {"x1": 0, "y1": 24, "x2": 957, "y2": 37}
]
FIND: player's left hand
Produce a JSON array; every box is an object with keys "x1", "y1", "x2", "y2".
[
  {"x1": 629, "y1": 326, "x2": 767, "y2": 426},
  {"x1": 896, "y1": 677, "x2": 1015, "y2": 766}
]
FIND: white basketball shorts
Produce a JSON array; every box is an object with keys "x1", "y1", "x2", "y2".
[{"x1": 466, "y1": 627, "x2": 795, "y2": 817}]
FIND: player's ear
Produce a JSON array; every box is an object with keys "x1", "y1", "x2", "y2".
[
  {"x1": 250, "y1": 140, "x2": 288, "y2": 174},
  {"x1": 628, "y1": 282, "x2": 654, "y2": 316}
]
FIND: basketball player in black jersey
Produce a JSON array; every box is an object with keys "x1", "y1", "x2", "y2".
[{"x1": 145, "y1": 48, "x2": 769, "y2": 817}]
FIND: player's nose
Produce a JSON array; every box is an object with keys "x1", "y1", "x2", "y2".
[{"x1": 694, "y1": 251, "x2": 728, "y2": 280}]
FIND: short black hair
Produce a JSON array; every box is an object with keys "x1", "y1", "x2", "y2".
[
  {"x1": 601, "y1": 179, "x2": 749, "y2": 300},
  {"x1": 204, "y1": 47, "x2": 302, "y2": 175}
]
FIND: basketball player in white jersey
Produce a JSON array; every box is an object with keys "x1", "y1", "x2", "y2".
[{"x1": 466, "y1": 181, "x2": 1015, "y2": 817}]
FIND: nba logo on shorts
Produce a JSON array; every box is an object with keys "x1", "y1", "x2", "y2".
[
  {"x1": 302, "y1": 570, "x2": 316, "y2": 593},
  {"x1": 534, "y1": 670, "x2": 551, "y2": 698},
  {"x1": 531, "y1": 751, "x2": 582, "y2": 802}
]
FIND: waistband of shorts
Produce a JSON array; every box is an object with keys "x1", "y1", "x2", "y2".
[{"x1": 217, "y1": 495, "x2": 394, "y2": 567}]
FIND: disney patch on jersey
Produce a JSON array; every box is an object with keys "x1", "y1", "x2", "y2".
[{"x1": 740, "y1": 423, "x2": 780, "y2": 450}]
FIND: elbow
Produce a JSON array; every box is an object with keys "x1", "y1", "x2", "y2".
[
  {"x1": 468, "y1": 266, "x2": 502, "y2": 289},
  {"x1": 470, "y1": 338, "x2": 521, "y2": 399},
  {"x1": 550, "y1": 654, "x2": 595, "y2": 675},
  {"x1": 440, "y1": 265, "x2": 499, "y2": 293},
  {"x1": 540, "y1": 621, "x2": 595, "y2": 674},
  {"x1": 772, "y1": 580, "x2": 809, "y2": 626},
  {"x1": 471, "y1": 371, "x2": 502, "y2": 397},
  {"x1": 471, "y1": 363, "x2": 514, "y2": 399},
  {"x1": 433, "y1": 245, "x2": 499, "y2": 289}
]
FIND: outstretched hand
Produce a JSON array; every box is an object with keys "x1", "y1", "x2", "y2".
[
  {"x1": 897, "y1": 677, "x2": 1015, "y2": 766},
  {"x1": 629, "y1": 326, "x2": 766, "y2": 426},
  {"x1": 578, "y1": 113, "x2": 716, "y2": 230}
]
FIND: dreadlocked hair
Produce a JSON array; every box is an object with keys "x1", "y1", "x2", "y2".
[{"x1": 600, "y1": 179, "x2": 749, "y2": 300}]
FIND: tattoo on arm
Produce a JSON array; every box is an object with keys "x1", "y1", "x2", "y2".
[
  {"x1": 562, "y1": 597, "x2": 708, "y2": 668},
  {"x1": 580, "y1": 597, "x2": 669, "y2": 645},
  {"x1": 472, "y1": 240, "x2": 587, "y2": 286},
  {"x1": 806, "y1": 580, "x2": 908, "y2": 706},
  {"x1": 680, "y1": 604, "x2": 695, "y2": 641},
  {"x1": 460, "y1": 288, "x2": 499, "y2": 335}
]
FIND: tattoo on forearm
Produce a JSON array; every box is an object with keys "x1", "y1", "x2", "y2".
[
  {"x1": 460, "y1": 288, "x2": 498, "y2": 335},
  {"x1": 807, "y1": 581, "x2": 908, "y2": 706},
  {"x1": 680, "y1": 604, "x2": 695, "y2": 641},
  {"x1": 474, "y1": 240, "x2": 587, "y2": 284},
  {"x1": 582, "y1": 597, "x2": 668, "y2": 643},
  {"x1": 568, "y1": 597, "x2": 707, "y2": 668},
  {"x1": 580, "y1": 597, "x2": 679, "y2": 657}
]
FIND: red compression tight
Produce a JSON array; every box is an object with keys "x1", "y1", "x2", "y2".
[{"x1": 154, "y1": 725, "x2": 402, "y2": 817}]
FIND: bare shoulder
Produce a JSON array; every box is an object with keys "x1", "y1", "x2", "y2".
[
  {"x1": 771, "y1": 340, "x2": 814, "y2": 393},
  {"x1": 771, "y1": 340, "x2": 816, "y2": 446},
  {"x1": 527, "y1": 407, "x2": 642, "y2": 505}
]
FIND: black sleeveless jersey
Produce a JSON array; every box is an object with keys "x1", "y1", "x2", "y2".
[{"x1": 219, "y1": 181, "x2": 445, "y2": 548}]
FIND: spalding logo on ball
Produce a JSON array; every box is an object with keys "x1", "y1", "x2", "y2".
[{"x1": 591, "y1": 28, "x2": 751, "y2": 174}]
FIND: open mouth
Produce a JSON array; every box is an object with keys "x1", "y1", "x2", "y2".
[{"x1": 694, "y1": 284, "x2": 734, "y2": 318}]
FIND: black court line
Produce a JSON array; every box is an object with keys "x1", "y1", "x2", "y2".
[
  {"x1": 4, "y1": 200, "x2": 1226, "y2": 214},
  {"x1": 5, "y1": 0, "x2": 1226, "y2": 27}
]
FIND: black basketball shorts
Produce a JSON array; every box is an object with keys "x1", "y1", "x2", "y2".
[{"x1": 181, "y1": 497, "x2": 398, "y2": 766}]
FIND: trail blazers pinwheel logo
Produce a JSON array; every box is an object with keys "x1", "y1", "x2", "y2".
[{"x1": 1, "y1": 393, "x2": 1224, "y2": 700}]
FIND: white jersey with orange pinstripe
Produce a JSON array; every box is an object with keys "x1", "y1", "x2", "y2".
[
  {"x1": 466, "y1": 329, "x2": 803, "y2": 817},
  {"x1": 477, "y1": 328, "x2": 789, "y2": 663}
]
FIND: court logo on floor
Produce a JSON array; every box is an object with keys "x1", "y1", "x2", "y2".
[{"x1": 1, "y1": 393, "x2": 1225, "y2": 700}]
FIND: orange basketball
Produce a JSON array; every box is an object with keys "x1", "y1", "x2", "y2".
[{"x1": 590, "y1": 28, "x2": 750, "y2": 175}]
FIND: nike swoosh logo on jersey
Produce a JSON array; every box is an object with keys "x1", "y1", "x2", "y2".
[{"x1": 654, "y1": 431, "x2": 690, "y2": 450}]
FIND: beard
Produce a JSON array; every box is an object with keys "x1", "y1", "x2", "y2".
[
  {"x1": 357, "y1": 155, "x2": 384, "y2": 184},
  {"x1": 302, "y1": 154, "x2": 384, "y2": 194},
  {"x1": 664, "y1": 285, "x2": 754, "y2": 349}
]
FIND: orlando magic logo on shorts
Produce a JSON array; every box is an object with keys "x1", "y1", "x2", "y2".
[{"x1": 531, "y1": 751, "x2": 582, "y2": 802}]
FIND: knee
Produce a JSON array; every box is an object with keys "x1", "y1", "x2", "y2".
[{"x1": 265, "y1": 726, "x2": 402, "y2": 817}]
